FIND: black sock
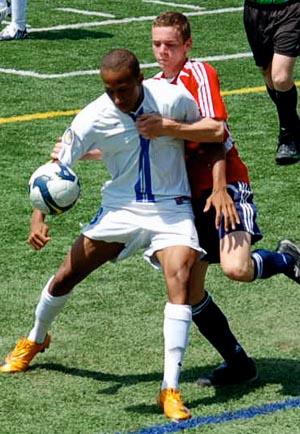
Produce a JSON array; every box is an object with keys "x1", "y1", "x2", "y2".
[
  {"x1": 266, "y1": 85, "x2": 278, "y2": 105},
  {"x1": 275, "y1": 86, "x2": 300, "y2": 134},
  {"x1": 192, "y1": 292, "x2": 248, "y2": 365}
]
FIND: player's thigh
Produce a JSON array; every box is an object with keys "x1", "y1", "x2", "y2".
[
  {"x1": 52, "y1": 235, "x2": 124, "y2": 294},
  {"x1": 156, "y1": 245, "x2": 198, "y2": 304},
  {"x1": 220, "y1": 231, "x2": 253, "y2": 281}
]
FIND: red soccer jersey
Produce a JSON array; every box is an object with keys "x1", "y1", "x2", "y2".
[{"x1": 154, "y1": 60, "x2": 250, "y2": 198}]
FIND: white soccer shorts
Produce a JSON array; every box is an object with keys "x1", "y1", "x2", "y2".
[{"x1": 81, "y1": 201, "x2": 205, "y2": 269}]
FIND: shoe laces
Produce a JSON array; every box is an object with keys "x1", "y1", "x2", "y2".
[
  {"x1": 166, "y1": 388, "x2": 183, "y2": 403},
  {"x1": 294, "y1": 264, "x2": 300, "y2": 278},
  {"x1": 277, "y1": 142, "x2": 297, "y2": 153},
  {"x1": 9, "y1": 338, "x2": 36, "y2": 358}
]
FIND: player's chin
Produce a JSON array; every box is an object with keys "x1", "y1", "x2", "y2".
[{"x1": 157, "y1": 59, "x2": 168, "y2": 68}]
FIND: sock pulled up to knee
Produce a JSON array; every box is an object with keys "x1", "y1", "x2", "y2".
[
  {"x1": 192, "y1": 292, "x2": 247, "y2": 364},
  {"x1": 162, "y1": 302, "x2": 191, "y2": 389}
]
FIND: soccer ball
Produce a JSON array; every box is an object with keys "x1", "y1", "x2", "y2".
[{"x1": 28, "y1": 162, "x2": 80, "y2": 215}]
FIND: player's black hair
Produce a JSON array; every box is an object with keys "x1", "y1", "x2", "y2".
[
  {"x1": 100, "y1": 49, "x2": 141, "y2": 78},
  {"x1": 152, "y1": 12, "x2": 191, "y2": 42}
]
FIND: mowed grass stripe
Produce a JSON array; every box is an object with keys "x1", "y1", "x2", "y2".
[
  {"x1": 0, "y1": 109, "x2": 80, "y2": 125},
  {"x1": 2, "y1": 80, "x2": 300, "y2": 125}
]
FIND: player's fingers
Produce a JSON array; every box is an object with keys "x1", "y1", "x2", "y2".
[
  {"x1": 28, "y1": 236, "x2": 43, "y2": 250},
  {"x1": 40, "y1": 225, "x2": 49, "y2": 237},
  {"x1": 214, "y1": 206, "x2": 222, "y2": 229},
  {"x1": 232, "y1": 206, "x2": 240, "y2": 225},
  {"x1": 203, "y1": 198, "x2": 212, "y2": 213},
  {"x1": 28, "y1": 233, "x2": 50, "y2": 250},
  {"x1": 215, "y1": 212, "x2": 222, "y2": 230},
  {"x1": 223, "y1": 212, "x2": 230, "y2": 232},
  {"x1": 225, "y1": 205, "x2": 240, "y2": 230}
]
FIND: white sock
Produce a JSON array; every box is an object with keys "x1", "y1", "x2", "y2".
[
  {"x1": 28, "y1": 276, "x2": 71, "y2": 343},
  {"x1": 11, "y1": 0, "x2": 27, "y2": 29},
  {"x1": 161, "y1": 302, "x2": 192, "y2": 390}
]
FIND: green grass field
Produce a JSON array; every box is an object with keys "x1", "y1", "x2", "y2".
[{"x1": 0, "y1": 1, "x2": 300, "y2": 433}]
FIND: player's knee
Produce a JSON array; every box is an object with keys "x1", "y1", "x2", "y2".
[
  {"x1": 272, "y1": 71, "x2": 293, "y2": 92},
  {"x1": 221, "y1": 260, "x2": 251, "y2": 282},
  {"x1": 167, "y1": 262, "x2": 191, "y2": 286}
]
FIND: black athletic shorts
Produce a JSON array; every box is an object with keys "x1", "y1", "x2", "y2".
[
  {"x1": 192, "y1": 182, "x2": 263, "y2": 264},
  {"x1": 244, "y1": 1, "x2": 300, "y2": 69}
]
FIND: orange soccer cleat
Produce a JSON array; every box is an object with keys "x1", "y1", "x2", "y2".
[
  {"x1": 0, "y1": 334, "x2": 51, "y2": 373},
  {"x1": 157, "y1": 388, "x2": 191, "y2": 421}
]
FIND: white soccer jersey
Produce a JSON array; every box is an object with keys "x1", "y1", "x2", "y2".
[{"x1": 58, "y1": 79, "x2": 200, "y2": 208}]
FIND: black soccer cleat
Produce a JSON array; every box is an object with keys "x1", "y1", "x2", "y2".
[
  {"x1": 275, "y1": 134, "x2": 300, "y2": 165},
  {"x1": 196, "y1": 357, "x2": 258, "y2": 388},
  {"x1": 277, "y1": 239, "x2": 300, "y2": 284}
]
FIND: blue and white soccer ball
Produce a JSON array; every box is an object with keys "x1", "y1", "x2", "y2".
[{"x1": 28, "y1": 162, "x2": 80, "y2": 215}]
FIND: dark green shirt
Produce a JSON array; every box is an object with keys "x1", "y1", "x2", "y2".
[{"x1": 247, "y1": 0, "x2": 292, "y2": 4}]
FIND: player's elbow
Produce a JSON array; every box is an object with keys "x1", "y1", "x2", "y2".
[{"x1": 213, "y1": 121, "x2": 224, "y2": 142}]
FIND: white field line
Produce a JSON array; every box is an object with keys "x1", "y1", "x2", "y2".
[
  {"x1": 0, "y1": 53, "x2": 253, "y2": 80},
  {"x1": 142, "y1": 0, "x2": 204, "y2": 10},
  {"x1": 28, "y1": 7, "x2": 243, "y2": 33},
  {"x1": 55, "y1": 8, "x2": 115, "y2": 18}
]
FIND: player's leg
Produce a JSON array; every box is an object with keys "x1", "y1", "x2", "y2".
[
  {"x1": 192, "y1": 191, "x2": 256, "y2": 387},
  {"x1": 220, "y1": 232, "x2": 300, "y2": 284},
  {"x1": 219, "y1": 183, "x2": 300, "y2": 283},
  {"x1": 0, "y1": 0, "x2": 27, "y2": 41},
  {"x1": 191, "y1": 254, "x2": 257, "y2": 387},
  {"x1": 243, "y1": 1, "x2": 300, "y2": 164},
  {"x1": 266, "y1": 55, "x2": 300, "y2": 164},
  {"x1": 0, "y1": 235, "x2": 123, "y2": 373},
  {"x1": 155, "y1": 245, "x2": 197, "y2": 420},
  {"x1": 271, "y1": 1, "x2": 300, "y2": 163},
  {"x1": 220, "y1": 230, "x2": 254, "y2": 281}
]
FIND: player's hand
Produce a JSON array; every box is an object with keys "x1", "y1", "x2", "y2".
[
  {"x1": 204, "y1": 188, "x2": 240, "y2": 231},
  {"x1": 28, "y1": 209, "x2": 51, "y2": 250},
  {"x1": 136, "y1": 113, "x2": 163, "y2": 139},
  {"x1": 51, "y1": 137, "x2": 62, "y2": 161}
]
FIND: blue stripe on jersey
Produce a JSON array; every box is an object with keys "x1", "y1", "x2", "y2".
[{"x1": 129, "y1": 108, "x2": 155, "y2": 203}]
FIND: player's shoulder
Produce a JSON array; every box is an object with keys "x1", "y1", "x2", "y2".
[
  {"x1": 73, "y1": 94, "x2": 112, "y2": 124},
  {"x1": 186, "y1": 59, "x2": 219, "y2": 78},
  {"x1": 144, "y1": 78, "x2": 194, "y2": 102}
]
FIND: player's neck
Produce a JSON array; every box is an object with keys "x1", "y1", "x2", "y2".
[
  {"x1": 132, "y1": 86, "x2": 144, "y2": 113},
  {"x1": 162, "y1": 58, "x2": 188, "y2": 80}
]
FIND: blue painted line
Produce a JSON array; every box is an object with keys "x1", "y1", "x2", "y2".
[{"x1": 122, "y1": 396, "x2": 300, "y2": 434}]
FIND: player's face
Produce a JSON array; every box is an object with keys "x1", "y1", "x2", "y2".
[
  {"x1": 101, "y1": 68, "x2": 144, "y2": 113},
  {"x1": 152, "y1": 26, "x2": 192, "y2": 78}
]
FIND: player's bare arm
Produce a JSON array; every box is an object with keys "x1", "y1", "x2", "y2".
[
  {"x1": 28, "y1": 208, "x2": 51, "y2": 251},
  {"x1": 136, "y1": 113, "x2": 224, "y2": 143}
]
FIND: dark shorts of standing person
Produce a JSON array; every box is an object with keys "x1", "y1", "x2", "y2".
[
  {"x1": 244, "y1": 0, "x2": 300, "y2": 69},
  {"x1": 192, "y1": 182, "x2": 263, "y2": 264}
]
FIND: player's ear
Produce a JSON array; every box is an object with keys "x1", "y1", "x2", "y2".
[
  {"x1": 138, "y1": 73, "x2": 144, "y2": 84},
  {"x1": 185, "y1": 37, "x2": 192, "y2": 51}
]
